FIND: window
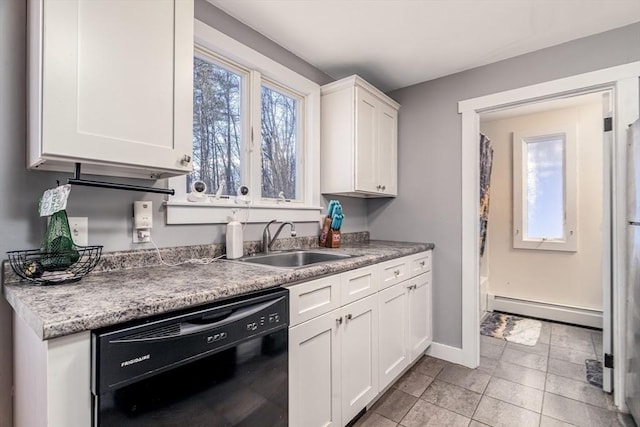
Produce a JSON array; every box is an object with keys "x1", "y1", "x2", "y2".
[
  {"x1": 260, "y1": 82, "x2": 303, "y2": 201},
  {"x1": 167, "y1": 20, "x2": 321, "y2": 224},
  {"x1": 191, "y1": 53, "x2": 245, "y2": 197},
  {"x1": 513, "y1": 126, "x2": 577, "y2": 251}
]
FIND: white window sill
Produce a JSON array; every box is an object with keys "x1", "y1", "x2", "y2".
[{"x1": 165, "y1": 201, "x2": 324, "y2": 224}]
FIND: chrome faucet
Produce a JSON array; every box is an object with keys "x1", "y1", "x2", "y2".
[{"x1": 262, "y1": 219, "x2": 297, "y2": 252}]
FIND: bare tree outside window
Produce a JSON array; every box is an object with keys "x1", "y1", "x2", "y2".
[
  {"x1": 191, "y1": 56, "x2": 242, "y2": 195},
  {"x1": 261, "y1": 85, "x2": 299, "y2": 199}
]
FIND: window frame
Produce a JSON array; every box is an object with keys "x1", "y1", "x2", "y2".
[
  {"x1": 512, "y1": 124, "x2": 578, "y2": 251},
  {"x1": 166, "y1": 19, "x2": 321, "y2": 224}
]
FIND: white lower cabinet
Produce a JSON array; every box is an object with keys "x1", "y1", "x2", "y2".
[
  {"x1": 408, "y1": 273, "x2": 433, "y2": 360},
  {"x1": 289, "y1": 310, "x2": 342, "y2": 427},
  {"x1": 340, "y1": 294, "x2": 379, "y2": 423},
  {"x1": 378, "y1": 272, "x2": 433, "y2": 391},
  {"x1": 289, "y1": 294, "x2": 378, "y2": 427},
  {"x1": 288, "y1": 251, "x2": 432, "y2": 427},
  {"x1": 378, "y1": 283, "x2": 410, "y2": 390}
]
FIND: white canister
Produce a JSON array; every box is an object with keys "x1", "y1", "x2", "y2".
[{"x1": 226, "y1": 219, "x2": 243, "y2": 259}]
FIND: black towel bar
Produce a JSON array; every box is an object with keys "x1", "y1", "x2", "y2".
[{"x1": 67, "y1": 163, "x2": 175, "y2": 195}]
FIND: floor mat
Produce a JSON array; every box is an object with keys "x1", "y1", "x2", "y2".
[
  {"x1": 480, "y1": 312, "x2": 542, "y2": 346},
  {"x1": 586, "y1": 359, "x2": 603, "y2": 388}
]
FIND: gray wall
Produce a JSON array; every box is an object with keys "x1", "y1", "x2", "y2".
[
  {"x1": 0, "y1": 1, "x2": 364, "y2": 424},
  {"x1": 371, "y1": 22, "x2": 640, "y2": 348}
]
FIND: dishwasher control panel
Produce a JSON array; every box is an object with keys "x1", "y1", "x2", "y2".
[{"x1": 93, "y1": 289, "x2": 289, "y2": 394}]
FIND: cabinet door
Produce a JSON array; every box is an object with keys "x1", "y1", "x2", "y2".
[
  {"x1": 341, "y1": 294, "x2": 379, "y2": 424},
  {"x1": 37, "y1": 0, "x2": 193, "y2": 175},
  {"x1": 408, "y1": 273, "x2": 433, "y2": 361},
  {"x1": 377, "y1": 102, "x2": 398, "y2": 195},
  {"x1": 378, "y1": 284, "x2": 409, "y2": 390},
  {"x1": 354, "y1": 87, "x2": 379, "y2": 193},
  {"x1": 289, "y1": 311, "x2": 342, "y2": 427}
]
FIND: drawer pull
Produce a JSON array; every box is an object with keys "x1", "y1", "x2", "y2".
[
  {"x1": 345, "y1": 314, "x2": 353, "y2": 321},
  {"x1": 393, "y1": 269, "x2": 400, "y2": 276},
  {"x1": 336, "y1": 316, "x2": 343, "y2": 325},
  {"x1": 419, "y1": 261, "x2": 426, "y2": 267}
]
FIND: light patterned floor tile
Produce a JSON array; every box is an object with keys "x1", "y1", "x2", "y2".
[
  {"x1": 372, "y1": 389, "x2": 418, "y2": 423},
  {"x1": 500, "y1": 347, "x2": 548, "y2": 371},
  {"x1": 478, "y1": 356, "x2": 498, "y2": 375},
  {"x1": 393, "y1": 370, "x2": 434, "y2": 397},
  {"x1": 473, "y1": 395, "x2": 540, "y2": 427},
  {"x1": 547, "y1": 358, "x2": 589, "y2": 383},
  {"x1": 399, "y1": 400, "x2": 470, "y2": 427},
  {"x1": 550, "y1": 334, "x2": 596, "y2": 354},
  {"x1": 420, "y1": 379, "x2": 482, "y2": 418},
  {"x1": 549, "y1": 345, "x2": 596, "y2": 365},
  {"x1": 481, "y1": 340, "x2": 505, "y2": 359},
  {"x1": 492, "y1": 360, "x2": 546, "y2": 390},
  {"x1": 542, "y1": 392, "x2": 628, "y2": 427},
  {"x1": 412, "y1": 356, "x2": 449, "y2": 378},
  {"x1": 436, "y1": 364, "x2": 491, "y2": 394},
  {"x1": 484, "y1": 376, "x2": 544, "y2": 412},
  {"x1": 545, "y1": 373, "x2": 614, "y2": 410},
  {"x1": 354, "y1": 412, "x2": 398, "y2": 427}
]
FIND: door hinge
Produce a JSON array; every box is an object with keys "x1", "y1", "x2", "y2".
[
  {"x1": 604, "y1": 117, "x2": 613, "y2": 132},
  {"x1": 604, "y1": 353, "x2": 614, "y2": 369}
]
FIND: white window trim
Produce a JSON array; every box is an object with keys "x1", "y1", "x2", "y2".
[
  {"x1": 166, "y1": 19, "x2": 322, "y2": 224},
  {"x1": 512, "y1": 124, "x2": 577, "y2": 251}
]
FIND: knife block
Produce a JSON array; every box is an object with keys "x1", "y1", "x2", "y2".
[{"x1": 326, "y1": 229, "x2": 341, "y2": 248}]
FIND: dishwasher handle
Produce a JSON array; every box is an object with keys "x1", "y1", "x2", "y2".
[{"x1": 179, "y1": 296, "x2": 285, "y2": 336}]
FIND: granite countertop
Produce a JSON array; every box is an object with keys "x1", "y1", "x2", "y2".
[{"x1": 3, "y1": 239, "x2": 433, "y2": 341}]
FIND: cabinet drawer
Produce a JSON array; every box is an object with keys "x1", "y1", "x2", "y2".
[
  {"x1": 286, "y1": 276, "x2": 341, "y2": 327},
  {"x1": 378, "y1": 257, "x2": 410, "y2": 290},
  {"x1": 340, "y1": 265, "x2": 379, "y2": 305},
  {"x1": 408, "y1": 251, "x2": 432, "y2": 278}
]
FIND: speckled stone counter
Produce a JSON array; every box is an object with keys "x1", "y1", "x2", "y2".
[{"x1": 3, "y1": 239, "x2": 434, "y2": 340}]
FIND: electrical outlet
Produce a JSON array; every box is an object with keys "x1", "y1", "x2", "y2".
[
  {"x1": 133, "y1": 201, "x2": 152, "y2": 243},
  {"x1": 68, "y1": 217, "x2": 88, "y2": 246}
]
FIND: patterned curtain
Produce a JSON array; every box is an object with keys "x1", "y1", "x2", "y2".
[{"x1": 479, "y1": 133, "x2": 493, "y2": 258}]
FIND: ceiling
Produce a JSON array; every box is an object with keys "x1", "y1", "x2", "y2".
[{"x1": 207, "y1": 0, "x2": 640, "y2": 92}]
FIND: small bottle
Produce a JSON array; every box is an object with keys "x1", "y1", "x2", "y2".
[{"x1": 226, "y1": 212, "x2": 243, "y2": 259}]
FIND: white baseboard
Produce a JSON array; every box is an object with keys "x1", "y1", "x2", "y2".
[
  {"x1": 487, "y1": 294, "x2": 603, "y2": 328},
  {"x1": 427, "y1": 342, "x2": 467, "y2": 366}
]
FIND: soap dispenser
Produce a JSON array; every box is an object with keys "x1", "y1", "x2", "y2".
[{"x1": 226, "y1": 210, "x2": 243, "y2": 259}]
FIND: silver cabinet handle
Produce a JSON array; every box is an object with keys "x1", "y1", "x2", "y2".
[
  {"x1": 393, "y1": 269, "x2": 400, "y2": 276},
  {"x1": 419, "y1": 261, "x2": 426, "y2": 267},
  {"x1": 382, "y1": 185, "x2": 386, "y2": 191},
  {"x1": 181, "y1": 154, "x2": 192, "y2": 165},
  {"x1": 336, "y1": 317, "x2": 343, "y2": 325},
  {"x1": 345, "y1": 314, "x2": 353, "y2": 321}
]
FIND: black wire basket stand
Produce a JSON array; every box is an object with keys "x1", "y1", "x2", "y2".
[{"x1": 7, "y1": 245, "x2": 103, "y2": 285}]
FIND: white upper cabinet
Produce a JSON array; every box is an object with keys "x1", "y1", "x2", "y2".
[
  {"x1": 28, "y1": 0, "x2": 194, "y2": 179},
  {"x1": 321, "y1": 75, "x2": 399, "y2": 197}
]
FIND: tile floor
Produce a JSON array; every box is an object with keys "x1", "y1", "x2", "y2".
[{"x1": 353, "y1": 318, "x2": 637, "y2": 427}]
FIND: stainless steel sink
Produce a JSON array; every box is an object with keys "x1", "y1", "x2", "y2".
[{"x1": 231, "y1": 250, "x2": 353, "y2": 269}]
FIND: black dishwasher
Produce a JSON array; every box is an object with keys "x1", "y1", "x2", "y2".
[{"x1": 91, "y1": 288, "x2": 288, "y2": 427}]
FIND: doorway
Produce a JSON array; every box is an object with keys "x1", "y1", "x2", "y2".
[
  {"x1": 458, "y1": 61, "x2": 640, "y2": 411},
  {"x1": 477, "y1": 92, "x2": 611, "y2": 391}
]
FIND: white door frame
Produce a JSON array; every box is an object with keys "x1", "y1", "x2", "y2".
[{"x1": 458, "y1": 62, "x2": 640, "y2": 411}]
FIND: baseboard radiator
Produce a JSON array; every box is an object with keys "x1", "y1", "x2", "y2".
[{"x1": 487, "y1": 294, "x2": 603, "y2": 329}]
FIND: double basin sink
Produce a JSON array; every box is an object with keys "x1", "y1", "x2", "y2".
[{"x1": 228, "y1": 249, "x2": 353, "y2": 269}]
